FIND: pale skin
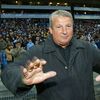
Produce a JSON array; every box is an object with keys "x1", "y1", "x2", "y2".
[
  {"x1": 22, "y1": 16, "x2": 100, "y2": 85},
  {"x1": 22, "y1": 58, "x2": 57, "y2": 85}
]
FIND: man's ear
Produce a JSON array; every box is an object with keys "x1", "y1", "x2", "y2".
[{"x1": 49, "y1": 27, "x2": 53, "y2": 35}]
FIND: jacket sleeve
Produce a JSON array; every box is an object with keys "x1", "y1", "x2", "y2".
[
  {"x1": 1, "y1": 48, "x2": 35, "y2": 97},
  {"x1": 90, "y1": 45, "x2": 100, "y2": 73}
]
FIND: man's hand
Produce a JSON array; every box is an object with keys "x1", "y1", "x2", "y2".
[
  {"x1": 96, "y1": 75, "x2": 100, "y2": 81},
  {"x1": 21, "y1": 57, "x2": 57, "y2": 85}
]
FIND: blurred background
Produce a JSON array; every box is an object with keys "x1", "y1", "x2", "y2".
[{"x1": 0, "y1": 0, "x2": 100, "y2": 100}]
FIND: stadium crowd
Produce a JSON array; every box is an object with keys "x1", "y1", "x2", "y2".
[{"x1": 0, "y1": 18, "x2": 100, "y2": 65}]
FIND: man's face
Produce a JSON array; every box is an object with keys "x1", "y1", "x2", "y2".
[
  {"x1": 16, "y1": 43, "x2": 21, "y2": 48},
  {"x1": 49, "y1": 16, "x2": 73, "y2": 48}
]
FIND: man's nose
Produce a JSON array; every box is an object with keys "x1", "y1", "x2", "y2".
[{"x1": 62, "y1": 27, "x2": 67, "y2": 35}]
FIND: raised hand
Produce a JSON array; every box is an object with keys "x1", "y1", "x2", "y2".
[
  {"x1": 21, "y1": 57, "x2": 57, "y2": 85},
  {"x1": 96, "y1": 75, "x2": 100, "y2": 82}
]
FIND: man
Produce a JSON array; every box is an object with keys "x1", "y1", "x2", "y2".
[
  {"x1": 11, "y1": 41, "x2": 26, "y2": 61},
  {"x1": 1, "y1": 10, "x2": 100, "y2": 100},
  {"x1": 26, "y1": 37, "x2": 34, "y2": 50},
  {"x1": 0, "y1": 34, "x2": 7, "y2": 69}
]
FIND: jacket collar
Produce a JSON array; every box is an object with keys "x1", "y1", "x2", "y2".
[
  {"x1": 43, "y1": 35, "x2": 85, "y2": 66},
  {"x1": 43, "y1": 35, "x2": 85, "y2": 53}
]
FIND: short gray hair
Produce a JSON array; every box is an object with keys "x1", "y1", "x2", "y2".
[{"x1": 49, "y1": 10, "x2": 73, "y2": 28}]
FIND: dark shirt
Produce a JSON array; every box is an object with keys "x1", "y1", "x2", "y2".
[{"x1": 54, "y1": 42, "x2": 72, "y2": 68}]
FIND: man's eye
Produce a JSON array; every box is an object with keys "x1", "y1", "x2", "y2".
[
  {"x1": 66, "y1": 25, "x2": 72, "y2": 27},
  {"x1": 57, "y1": 26, "x2": 61, "y2": 28}
]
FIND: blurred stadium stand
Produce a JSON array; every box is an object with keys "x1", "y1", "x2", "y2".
[{"x1": 0, "y1": 0, "x2": 100, "y2": 100}]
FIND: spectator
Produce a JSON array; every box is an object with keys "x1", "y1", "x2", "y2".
[
  {"x1": 5, "y1": 43, "x2": 14, "y2": 63},
  {"x1": 26, "y1": 37, "x2": 34, "y2": 50},
  {"x1": 11, "y1": 41, "x2": 26, "y2": 61},
  {"x1": 0, "y1": 34, "x2": 7, "y2": 69},
  {"x1": 1, "y1": 10, "x2": 100, "y2": 100}
]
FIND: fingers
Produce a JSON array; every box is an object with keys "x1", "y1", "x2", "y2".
[
  {"x1": 23, "y1": 67, "x2": 27, "y2": 77},
  {"x1": 22, "y1": 66, "x2": 57, "y2": 85},
  {"x1": 32, "y1": 58, "x2": 47, "y2": 68},
  {"x1": 26, "y1": 57, "x2": 46, "y2": 72},
  {"x1": 32, "y1": 59, "x2": 41, "y2": 69},
  {"x1": 29, "y1": 71, "x2": 57, "y2": 85},
  {"x1": 40, "y1": 59, "x2": 47, "y2": 65},
  {"x1": 95, "y1": 75, "x2": 100, "y2": 81},
  {"x1": 22, "y1": 57, "x2": 47, "y2": 80},
  {"x1": 21, "y1": 57, "x2": 57, "y2": 85},
  {"x1": 23, "y1": 67, "x2": 42, "y2": 79}
]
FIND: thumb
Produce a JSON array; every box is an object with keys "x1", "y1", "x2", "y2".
[{"x1": 43, "y1": 71, "x2": 57, "y2": 80}]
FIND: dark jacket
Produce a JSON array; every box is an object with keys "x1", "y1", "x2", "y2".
[
  {"x1": 0, "y1": 39, "x2": 7, "y2": 51},
  {"x1": 1, "y1": 35, "x2": 100, "y2": 100}
]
